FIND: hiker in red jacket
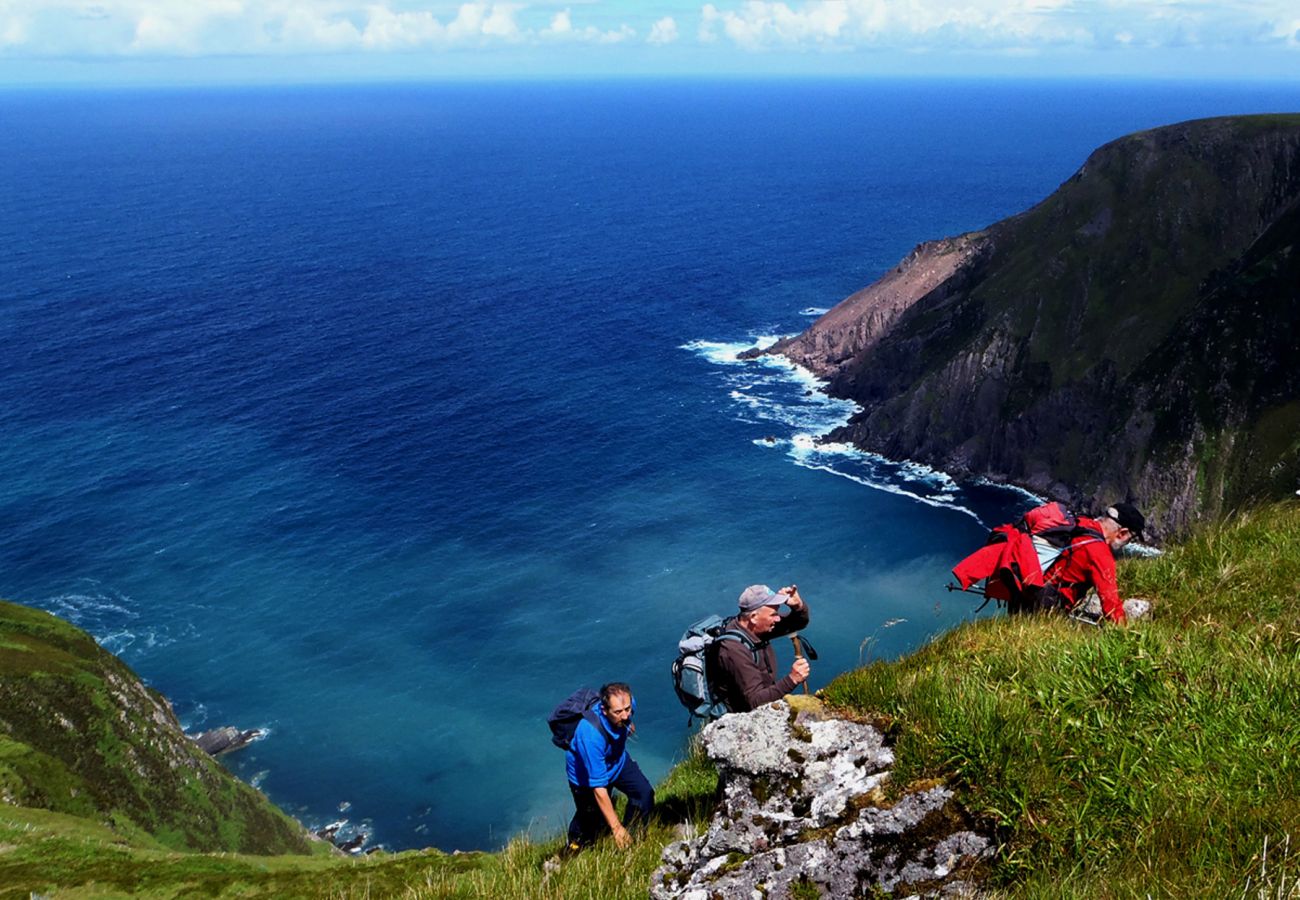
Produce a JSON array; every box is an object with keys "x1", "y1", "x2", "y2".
[{"x1": 1040, "y1": 502, "x2": 1146, "y2": 624}]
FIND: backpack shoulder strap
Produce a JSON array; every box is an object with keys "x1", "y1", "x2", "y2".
[
  {"x1": 579, "y1": 707, "x2": 616, "y2": 746},
  {"x1": 1074, "y1": 523, "x2": 1104, "y2": 541},
  {"x1": 717, "y1": 626, "x2": 763, "y2": 665},
  {"x1": 1044, "y1": 536, "x2": 1106, "y2": 584}
]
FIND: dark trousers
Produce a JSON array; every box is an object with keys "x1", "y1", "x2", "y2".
[
  {"x1": 567, "y1": 757, "x2": 655, "y2": 846},
  {"x1": 1008, "y1": 585, "x2": 1063, "y2": 616},
  {"x1": 1007, "y1": 587, "x2": 1036, "y2": 616}
]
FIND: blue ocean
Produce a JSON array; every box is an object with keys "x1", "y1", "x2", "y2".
[{"x1": 3, "y1": 79, "x2": 1298, "y2": 852}]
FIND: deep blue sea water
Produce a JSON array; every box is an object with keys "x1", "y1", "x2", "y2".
[{"x1": 4, "y1": 79, "x2": 1300, "y2": 851}]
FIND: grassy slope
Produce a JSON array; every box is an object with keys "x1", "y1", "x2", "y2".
[
  {"x1": 822, "y1": 499, "x2": 1300, "y2": 898},
  {"x1": 0, "y1": 601, "x2": 310, "y2": 856},
  {"x1": 5, "y1": 502, "x2": 1299, "y2": 897},
  {"x1": 0, "y1": 748, "x2": 718, "y2": 899}
]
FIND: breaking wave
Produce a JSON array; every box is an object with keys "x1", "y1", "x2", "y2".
[{"x1": 684, "y1": 334, "x2": 983, "y2": 523}]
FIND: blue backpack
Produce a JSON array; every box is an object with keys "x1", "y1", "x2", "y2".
[
  {"x1": 671, "y1": 614, "x2": 760, "y2": 724},
  {"x1": 547, "y1": 688, "x2": 615, "y2": 750}
]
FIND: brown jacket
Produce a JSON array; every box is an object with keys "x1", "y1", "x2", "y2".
[{"x1": 710, "y1": 604, "x2": 810, "y2": 713}]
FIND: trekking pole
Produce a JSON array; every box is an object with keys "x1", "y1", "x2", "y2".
[
  {"x1": 790, "y1": 636, "x2": 810, "y2": 694},
  {"x1": 946, "y1": 582, "x2": 994, "y2": 613}
]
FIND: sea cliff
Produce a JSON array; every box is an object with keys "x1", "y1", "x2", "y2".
[{"x1": 769, "y1": 114, "x2": 1300, "y2": 539}]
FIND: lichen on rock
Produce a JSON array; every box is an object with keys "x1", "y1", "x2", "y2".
[{"x1": 651, "y1": 700, "x2": 993, "y2": 899}]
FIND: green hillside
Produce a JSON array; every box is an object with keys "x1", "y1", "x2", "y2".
[
  {"x1": 4, "y1": 501, "x2": 1300, "y2": 896},
  {"x1": 0, "y1": 600, "x2": 310, "y2": 856}
]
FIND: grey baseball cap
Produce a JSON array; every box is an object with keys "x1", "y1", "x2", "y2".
[{"x1": 738, "y1": 584, "x2": 783, "y2": 612}]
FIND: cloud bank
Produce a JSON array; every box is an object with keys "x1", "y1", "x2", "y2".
[{"x1": 1, "y1": 0, "x2": 1296, "y2": 59}]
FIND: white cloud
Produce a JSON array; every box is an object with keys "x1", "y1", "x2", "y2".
[
  {"x1": 647, "y1": 15, "x2": 678, "y2": 45},
  {"x1": 481, "y1": 2, "x2": 522, "y2": 39},
  {"x1": 539, "y1": 6, "x2": 633, "y2": 43},
  {"x1": 597, "y1": 22, "x2": 632, "y2": 43},
  {"x1": 1, "y1": 0, "x2": 1296, "y2": 60},
  {"x1": 0, "y1": 0, "x2": 624, "y2": 55},
  {"x1": 359, "y1": 7, "x2": 440, "y2": 49},
  {"x1": 277, "y1": 7, "x2": 361, "y2": 50},
  {"x1": 696, "y1": 0, "x2": 1300, "y2": 52},
  {"x1": 542, "y1": 8, "x2": 572, "y2": 36},
  {"x1": 127, "y1": 0, "x2": 243, "y2": 53},
  {"x1": 701, "y1": 1, "x2": 849, "y2": 50},
  {"x1": 1, "y1": 12, "x2": 28, "y2": 47}
]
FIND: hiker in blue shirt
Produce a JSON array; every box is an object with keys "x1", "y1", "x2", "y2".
[{"x1": 565, "y1": 682, "x2": 655, "y2": 850}]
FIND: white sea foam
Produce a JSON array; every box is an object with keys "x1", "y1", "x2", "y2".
[
  {"x1": 45, "y1": 589, "x2": 137, "y2": 624},
  {"x1": 178, "y1": 703, "x2": 209, "y2": 731},
  {"x1": 972, "y1": 476, "x2": 1044, "y2": 504},
  {"x1": 38, "y1": 586, "x2": 189, "y2": 663},
  {"x1": 99, "y1": 631, "x2": 138, "y2": 654},
  {"x1": 1124, "y1": 542, "x2": 1163, "y2": 558},
  {"x1": 786, "y1": 436, "x2": 968, "y2": 509},
  {"x1": 800, "y1": 307, "x2": 830, "y2": 316},
  {"x1": 680, "y1": 335, "x2": 786, "y2": 365},
  {"x1": 793, "y1": 458, "x2": 983, "y2": 522},
  {"x1": 689, "y1": 332, "x2": 987, "y2": 523}
]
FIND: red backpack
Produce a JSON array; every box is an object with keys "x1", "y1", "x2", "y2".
[
  {"x1": 1017, "y1": 501, "x2": 1078, "y2": 548},
  {"x1": 951, "y1": 502, "x2": 1103, "y2": 605}
]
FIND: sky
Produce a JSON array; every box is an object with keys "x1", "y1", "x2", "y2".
[{"x1": 0, "y1": 0, "x2": 1297, "y2": 86}]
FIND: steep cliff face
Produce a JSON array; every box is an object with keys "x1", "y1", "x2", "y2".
[
  {"x1": 0, "y1": 600, "x2": 312, "y2": 855},
  {"x1": 774, "y1": 115, "x2": 1300, "y2": 538}
]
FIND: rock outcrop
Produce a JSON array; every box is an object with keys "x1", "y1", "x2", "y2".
[
  {"x1": 652, "y1": 700, "x2": 993, "y2": 899},
  {"x1": 191, "y1": 726, "x2": 268, "y2": 756},
  {"x1": 768, "y1": 115, "x2": 1300, "y2": 540}
]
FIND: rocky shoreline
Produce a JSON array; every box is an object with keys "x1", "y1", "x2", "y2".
[{"x1": 189, "y1": 725, "x2": 375, "y2": 854}]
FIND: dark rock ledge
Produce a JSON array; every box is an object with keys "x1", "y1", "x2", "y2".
[
  {"x1": 651, "y1": 699, "x2": 994, "y2": 899},
  {"x1": 190, "y1": 726, "x2": 266, "y2": 756}
]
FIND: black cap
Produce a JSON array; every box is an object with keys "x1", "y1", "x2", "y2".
[{"x1": 1106, "y1": 502, "x2": 1146, "y2": 540}]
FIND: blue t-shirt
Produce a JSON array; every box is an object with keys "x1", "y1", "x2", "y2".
[{"x1": 565, "y1": 704, "x2": 629, "y2": 788}]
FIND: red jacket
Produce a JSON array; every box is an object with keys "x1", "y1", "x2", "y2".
[
  {"x1": 952, "y1": 515, "x2": 1124, "y2": 623},
  {"x1": 1046, "y1": 517, "x2": 1124, "y2": 623},
  {"x1": 952, "y1": 523, "x2": 1043, "y2": 602}
]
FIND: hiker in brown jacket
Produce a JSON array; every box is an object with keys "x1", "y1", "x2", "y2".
[{"x1": 711, "y1": 584, "x2": 810, "y2": 713}]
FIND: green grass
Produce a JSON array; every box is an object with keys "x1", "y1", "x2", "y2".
[
  {"x1": 0, "y1": 740, "x2": 719, "y2": 899},
  {"x1": 821, "y1": 499, "x2": 1300, "y2": 897},
  {"x1": 0, "y1": 601, "x2": 311, "y2": 856},
  {"x1": 7, "y1": 502, "x2": 1300, "y2": 897}
]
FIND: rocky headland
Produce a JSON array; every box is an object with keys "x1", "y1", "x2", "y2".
[{"x1": 763, "y1": 115, "x2": 1300, "y2": 540}]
